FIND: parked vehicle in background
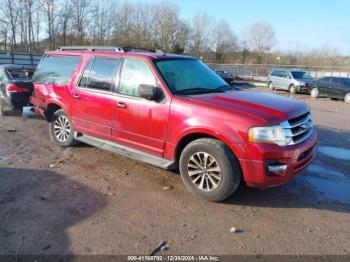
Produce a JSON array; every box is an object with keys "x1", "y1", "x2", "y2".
[
  {"x1": 30, "y1": 46, "x2": 317, "y2": 202},
  {"x1": 215, "y1": 70, "x2": 234, "y2": 84},
  {"x1": 0, "y1": 64, "x2": 35, "y2": 115},
  {"x1": 309, "y1": 76, "x2": 350, "y2": 103},
  {"x1": 267, "y1": 69, "x2": 313, "y2": 94}
]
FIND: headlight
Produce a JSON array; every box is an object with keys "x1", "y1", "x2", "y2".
[{"x1": 248, "y1": 125, "x2": 293, "y2": 146}]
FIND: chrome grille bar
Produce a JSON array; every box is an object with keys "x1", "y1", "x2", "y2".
[{"x1": 281, "y1": 112, "x2": 313, "y2": 145}]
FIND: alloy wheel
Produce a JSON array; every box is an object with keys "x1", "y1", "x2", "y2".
[
  {"x1": 54, "y1": 115, "x2": 71, "y2": 143},
  {"x1": 187, "y1": 152, "x2": 222, "y2": 191}
]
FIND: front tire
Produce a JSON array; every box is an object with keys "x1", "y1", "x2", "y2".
[
  {"x1": 310, "y1": 87, "x2": 319, "y2": 98},
  {"x1": 289, "y1": 84, "x2": 297, "y2": 94},
  {"x1": 49, "y1": 109, "x2": 78, "y2": 147},
  {"x1": 268, "y1": 82, "x2": 275, "y2": 90},
  {"x1": 345, "y1": 93, "x2": 350, "y2": 104},
  {"x1": 179, "y1": 138, "x2": 241, "y2": 202}
]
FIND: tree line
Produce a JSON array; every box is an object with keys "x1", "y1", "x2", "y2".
[{"x1": 0, "y1": 0, "x2": 348, "y2": 66}]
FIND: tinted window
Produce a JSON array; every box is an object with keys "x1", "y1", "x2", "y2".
[
  {"x1": 118, "y1": 58, "x2": 156, "y2": 97},
  {"x1": 341, "y1": 78, "x2": 350, "y2": 86},
  {"x1": 331, "y1": 77, "x2": 342, "y2": 85},
  {"x1": 271, "y1": 70, "x2": 280, "y2": 77},
  {"x1": 33, "y1": 55, "x2": 81, "y2": 85},
  {"x1": 320, "y1": 77, "x2": 331, "y2": 83},
  {"x1": 6, "y1": 69, "x2": 34, "y2": 79},
  {"x1": 79, "y1": 57, "x2": 120, "y2": 91},
  {"x1": 0, "y1": 70, "x2": 4, "y2": 81},
  {"x1": 291, "y1": 71, "x2": 312, "y2": 79}
]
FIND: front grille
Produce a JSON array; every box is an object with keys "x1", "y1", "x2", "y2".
[{"x1": 281, "y1": 112, "x2": 313, "y2": 145}]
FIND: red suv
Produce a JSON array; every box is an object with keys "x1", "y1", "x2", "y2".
[{"x1": 30, "y1": 46, "x2": 317, "y2": 201}]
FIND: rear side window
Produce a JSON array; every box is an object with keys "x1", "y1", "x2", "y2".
[
  {"x1": 341, "y1": 78, "x2": 350, "y2": 85},
  {"x1": 33, "y1": 55, "x2": 81, "y2": 85},
  {"x1": 271, "y1": 70, "x2": 279, "y2": 76},
  {"x1": 331, "y1": 77, "x2": 342, "y2": 85},
  {"x1": 79, "y1": 57, "x2": 120, "y2": 91}
]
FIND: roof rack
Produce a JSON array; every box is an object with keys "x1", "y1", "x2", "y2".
[{"x1": 57, "y1": 46, "x2": 165, "y2": 55}]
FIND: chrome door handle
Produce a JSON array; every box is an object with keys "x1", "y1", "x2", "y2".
[
  {"x1": 73, "y1": 93, "x2": 80, "y2": 99},
  {"x1": 116, "y1": 102, "x2": 127, "y2": 109}
]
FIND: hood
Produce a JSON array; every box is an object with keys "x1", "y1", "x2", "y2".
[
  {"x1": 189, "y1": 90, "x2": 308, "y2": 124},
  {"x1": 295, "y1": 78, "x2": 313, "y2": 85}
]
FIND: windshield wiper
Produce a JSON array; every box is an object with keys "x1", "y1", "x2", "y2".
[{"x1": 175, "y1": 87, "x2": 221, "y2": 95}]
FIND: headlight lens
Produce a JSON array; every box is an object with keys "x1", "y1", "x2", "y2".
[{"x1": 248, "y1": 125, "x2": 292, "y2": 146}]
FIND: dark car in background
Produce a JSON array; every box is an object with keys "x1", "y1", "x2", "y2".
[
  {"x1": 215, "y1": 70, "x2": 234, "y2": 84},
  {"x1": 309, "y1": 76, "x2": 350, "y2": 103},
  {"x1": 0, "y1": 64, "x2": 36, "y2": 115}
]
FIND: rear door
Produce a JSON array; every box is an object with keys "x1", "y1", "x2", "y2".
[
  {"x1": 70, "y1": 57, "x2": 121, "y2": 140},
  {"x1": 279, "y1": 71, "x2": 291, "y2": 90},
  {"x1": 331, "y1": 77, "x2": 346, "y2": 99},
  {"x1": 111, "y1": 57, "x2": 170, "y2": 157},
  {"x1": 317, "y1": 77, "x2": 331, "y2": 97}
]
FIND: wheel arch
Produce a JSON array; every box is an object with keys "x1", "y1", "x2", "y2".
[{"x1": 173, "y1": 131, "x2": 243, "y2": 167}]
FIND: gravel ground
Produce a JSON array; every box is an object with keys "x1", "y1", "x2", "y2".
[{"x1": 0, "y1": 87, "x2": 349, "y2": 256}]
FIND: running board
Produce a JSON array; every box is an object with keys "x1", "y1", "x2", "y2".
[{"x1": 74, "y1": 133, "x2": 175, "y2": 170}]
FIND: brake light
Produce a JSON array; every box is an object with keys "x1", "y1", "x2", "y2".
[{"x1": 5, "y1": 84, "x2": 30, "y2": 94}]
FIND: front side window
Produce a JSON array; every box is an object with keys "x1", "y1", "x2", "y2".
[
  {"x1": 118, "y1": 58, "x2": 156, "y2": 97},
  {"x1": 33, "y1": 55, "x2": 81, "y2": 85},
  {"x1": 155, "y1": 59, "x2": 229, "y2": 95},
  {"x1": 79, "y1": 57, "x2": 120, "y2": 91}
]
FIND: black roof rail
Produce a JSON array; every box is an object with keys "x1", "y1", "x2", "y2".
[{"x1": 57, "y1": 46, "x2": 165, "y2": 55}]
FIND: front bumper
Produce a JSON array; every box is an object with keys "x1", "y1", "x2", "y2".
[
  {"x1": 239, "y1": 130, "x2": 317, "y2": 189},
  {"x1": 297, "y1": 85, "x2": 310, "y2": 93}
]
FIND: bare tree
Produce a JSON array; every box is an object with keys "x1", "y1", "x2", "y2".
[
  {"x1": 189, "y1": 13, "x2": 213, "y2": 57},
  {"x1": 246, "y1": 21, "x2": 276, "y2": 63},
  {"x1": 41, "y1": 0, "x2": 57, "y2": 49},
  {"x1": 0, "y1": 0, "x2": 19, "y2": 50},
  {"x1": 71, "y1": 0, "x2": 91, "y2": 45},
  {"x1": 212, "y1": 19, "x2": 237, "y2": 62}
]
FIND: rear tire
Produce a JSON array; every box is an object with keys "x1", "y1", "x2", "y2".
[
  {"x1": 268, "y1": 82, "x2": 275, "y2": 90},
  {"x1": 345, "y1": 93, "x2": 350, "y2": 104},
  {"x1": 310, "y1": 88, "x2": 319, "y2": 98},
  {"x1": 49, "y1": 109, "x2": 78, "y2": 147},
  {"x1": 289, "y1": 84, "x2": 297, "y2": 94},
  {"x1": 179, "y1": 138, "x2": 241, "y2": 202}
]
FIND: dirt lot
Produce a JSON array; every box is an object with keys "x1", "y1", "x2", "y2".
[{"x1": 0, "y1": 87, "x2": 350, "y2": 256}]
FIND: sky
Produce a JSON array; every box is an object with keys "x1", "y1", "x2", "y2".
[{"x1": 137, "y1": 0, "x2": 350, "y2": 55}]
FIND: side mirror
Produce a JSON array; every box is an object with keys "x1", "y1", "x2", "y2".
[
  {"x1": 286, "y1": 75, "x2": 291, "y2": 79},
  {"x1": 138, "y1": 84, "x2": 157, "y2": 100}
]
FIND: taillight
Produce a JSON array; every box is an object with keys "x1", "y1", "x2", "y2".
[{"x1": 5, "y1": 84, "x2": 30, "y2": 94}]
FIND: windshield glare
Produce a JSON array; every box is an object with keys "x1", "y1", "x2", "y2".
[
  {"x1": 155, "y1": 59, "x2": 228, "y2": 94},
  {"x1": 291, "y1": 71, "x2": 312, "y2": 79}
]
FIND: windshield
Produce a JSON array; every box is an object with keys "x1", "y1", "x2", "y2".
[
  {"x1": 155, "y1": 59, "x2": 230, "y2": 94},
  {"x1": 291, "y1": 71, "x2": 312, "y2": 79}
]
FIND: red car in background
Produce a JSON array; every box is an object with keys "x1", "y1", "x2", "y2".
[{"x1": 30, "y1": 46, "x2": 317, "y2": 201}]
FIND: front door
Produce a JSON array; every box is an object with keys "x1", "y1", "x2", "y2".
[
  {"x1": 111, "y1": 58, "x2": 170, "y2": 157},
  {"x1": 70, "y1": 57, "x2": 121, "y2": 140}
]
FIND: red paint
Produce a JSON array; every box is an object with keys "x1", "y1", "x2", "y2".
[{"x1": 31, "y1": 50, "x2": 317, "y2": 189}]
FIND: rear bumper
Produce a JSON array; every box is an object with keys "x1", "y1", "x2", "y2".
[
  {"x1": 297, "y1": 85, "x2": 310, "y2": 93},
  {"x1": 1, "y1": 92, "x2": 31, "y2": 110},
  {"x1": 239, "y1": 130, "x2": 317, "y2": 189}
]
